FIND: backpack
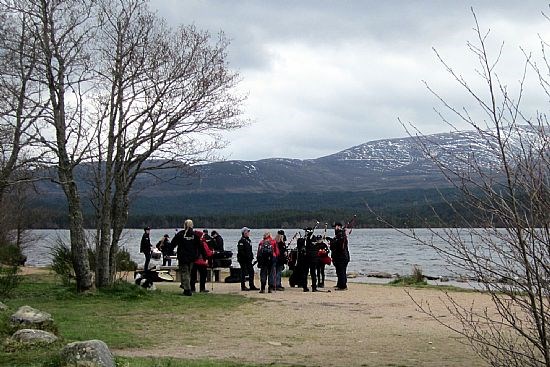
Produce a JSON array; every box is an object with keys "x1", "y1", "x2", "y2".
[{"x1": 258, "y1": 239, "x2": 273, "y2": 266}]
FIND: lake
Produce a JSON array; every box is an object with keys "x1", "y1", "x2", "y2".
[{"x1": 22, "y1": 228, "x2": 461, "y2": 284}]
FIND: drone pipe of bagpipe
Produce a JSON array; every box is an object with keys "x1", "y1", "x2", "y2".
[
  {"x1": 287, "y1": 231, "x2": 300, "y2": 246},
  {"x1": 312, "y1": 220, "x2": 320, "y2": 233},
  {"x1": 344, "y1": 214, "x2": 357, "y2": 235}
]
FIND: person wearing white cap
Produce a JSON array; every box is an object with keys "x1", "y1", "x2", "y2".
[{"x1": 237, "y1": 227, "x2": 259, "y2": 291}]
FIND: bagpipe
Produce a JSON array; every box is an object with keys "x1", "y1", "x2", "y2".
[{"x1": 317, "y1": 222, "x2": 332, "y2": 265}]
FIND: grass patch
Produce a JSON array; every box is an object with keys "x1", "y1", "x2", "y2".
[
  {"x1": 389, "y1": 265, "x2": 428, "y2": 287},
  {"x1": 388, "y1": 276, "x2": 428, "y2": 286},
  {"x1": 0, "y1": 273, "x2": 251, "y2": 366}
]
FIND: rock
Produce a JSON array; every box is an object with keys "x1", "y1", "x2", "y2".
[
  {"x1": 424, "y1": 275, "x2": 440, "y2": 280},
  {"x1": 10, "y1": 305, "x2": 57, "y2": 333},
  {"x1": 12, "y1": 329, "x2": 58, "y2": 345},
  {"x1": 347, "y1": 272, "x2": 359, "y2": 279},
  {"x1": 60, "y1": 340, "x2": 115, "y2": 367},
  {"x1": 366, "y1": 271, "x2": 393, "y2": 279},
  {"x1": 0, "y1": 301, "x2": 8, "y2": 311}
]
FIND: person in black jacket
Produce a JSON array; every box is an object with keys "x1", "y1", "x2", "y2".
[
  {"x1": 275, "y1": 230, "x2": 287, "y2": 291},
  {"x1": 157, "y1": 234, "x2": 173, "y2": 266},
  {"x1": 210, "y1": 230, "x2": 224, "y2": 251},
  {"x1": 330, "y1": 222, "x2": 350, "y2": 290},
  {"x1": 140, "y1": 227, "x2": 152, "y2": 271},
  {"x1": 237, "y1": 227, "x2": 259, "y2": 291},
  {"x1": 172, "y1": 219, "x2": 201, "y2": 296},
  {"x1": 302, "y1": 228, "x2": 319, "y2": 292}
]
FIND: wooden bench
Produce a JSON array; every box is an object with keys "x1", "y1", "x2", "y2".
[{"x1": 154, "y1": 265, "x2": 224, "y2": 283}]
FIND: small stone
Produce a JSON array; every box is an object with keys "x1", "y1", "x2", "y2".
[
  {"x1": 12, "y1": 329, "x2": 58, "y2": 345},
  {"x1": 10, "y1": 305, "x2": 56, "y2": 333},
  {"x1": 0, "y1": 301, "x2": 8, "y2": 311}
]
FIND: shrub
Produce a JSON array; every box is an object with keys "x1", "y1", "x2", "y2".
[
  {"x1": 0, "y1": 244, "x2": 26, "y2": 266},
  {"x1": 49, "y1": 242, "x2": 75, "y2": 286},
  {"x1": 115, "y1": 247, "x2": 137, "y2": 272},
  {"x1": 0, "y1": 265, "x2": 21, "y2": 298}
]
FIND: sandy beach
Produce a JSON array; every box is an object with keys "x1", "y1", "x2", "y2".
[{"x1": 114, "y1": 273, "x2": 491, "y2": 367}]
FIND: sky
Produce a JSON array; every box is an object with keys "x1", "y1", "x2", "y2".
[{"x1": 149, "y1": 1, "x2": 549, "y2": 161}]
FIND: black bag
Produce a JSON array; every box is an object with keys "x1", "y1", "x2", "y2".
[
  {"x1": 212, "y1": 250, "x2": 233, "y2": 259},
  {"x1": 257, "y1": 239, "x2": 273, "y2": 266}
]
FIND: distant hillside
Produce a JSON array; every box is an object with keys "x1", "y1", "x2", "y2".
[
  {"x1": 133, "y1": 127, "x2": 520, "y2": 194},
  {"x1": 30, "y1": 127, "x2": 528, "y2": 227}
]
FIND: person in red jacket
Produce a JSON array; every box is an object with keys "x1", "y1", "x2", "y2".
[
  {"x1": 190, "y1": 230, "x2": 213, "y2": 293},
  {"x1": 256, "y1": 232, "x2": 279, "y2": 293}
]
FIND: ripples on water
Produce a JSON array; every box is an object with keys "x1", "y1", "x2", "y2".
[{"x1": 23, "y1": 228, "x2": 460, "y2": 282}]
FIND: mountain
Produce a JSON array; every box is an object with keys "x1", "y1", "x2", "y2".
[{"x1": 141, "y1": 128, "x2": 503, "y2": 195}]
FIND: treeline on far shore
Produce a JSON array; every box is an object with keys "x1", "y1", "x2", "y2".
[{"x1": 26, "y1": 187, "x2": 480, "y2": 229}]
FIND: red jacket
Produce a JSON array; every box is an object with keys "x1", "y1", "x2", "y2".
[
  {"x1": 256, "y1": 237, "x2": 279, "y2": 259},
  {"x1": 194, "y1": 230, "x2": 213, "y2": 266}
]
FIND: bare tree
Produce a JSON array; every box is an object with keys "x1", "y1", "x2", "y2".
[
  {"x1": 398, "y1": 10, "x2": 549, "y2": 367},
  {"x1": 0, "y1": 3, "x2": 50, "y2": 255},
  {"x1": 89, "y1": 0, "x2": 245, "y2": 287},
  {"x1": 2, "y1": 0, "x2": 101, "y2": 291}
]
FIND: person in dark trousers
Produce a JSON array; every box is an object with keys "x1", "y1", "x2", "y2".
[
  {"x1": 172, "y1": 219, "x2": 201, "y2": 296},
  {"x1": 316, "y1": 235, "x2": 330, "y2": 288},
  {"x1": 330, "y1": 222, "x2": 350, "y2": 290},
  {"x1": 275, "y1": 230, "x2": 287, "y2": 291},
  {"x1": 237, "y1": 227, "x2": 259, "y2": 291},
  {"x1": 191, "y1": 232, "x2": 213, "y2": 293},
  {"x1": 210, "y1": 230, "x2": 224, "y2": 251},
  {"x1": 302, "y1": 228, "x2": 319, "y2": 292},
  {"x1": 158, "y1": 234, "x2": 173, "y2": 266},
  {"x1": 140, "y1": 227, "x2": 152, "y2": 271},
  {"x1": 289, "y1": 235, "x2": 307, "y2": 288},
  {"x1": 257, "y1": 232, "x2": 279, "y2": 293}
]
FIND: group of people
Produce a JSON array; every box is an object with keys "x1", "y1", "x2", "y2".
[
  {"x1": 140, "y1": 220, "x2": 350, "y2": 296},
  {"x1": 237, "y1": 222, "x2": 350, "y2": 293},
  {"x1": 139, "y1": 222, "x2": 225, "y2": 296}
]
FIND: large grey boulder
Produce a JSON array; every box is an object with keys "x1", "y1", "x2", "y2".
[
  {"x1": 10, "y1": 305, "x2": 57, "y2": 333},
  {"x1": 59, "y1": 340, "x2": 115, "y2": 367},
  {"x1": 12, "y1": 329, "x2": 58, "y2": 345}
]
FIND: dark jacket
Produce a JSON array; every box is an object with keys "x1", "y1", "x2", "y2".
[
  {"x1": 330, "y1": 229, "x2": 350, "y2": 263},
  {"x1": 173, "y1": 228, "x2": 201, "y2": 263},
  {"x1": 276, "y1": 240, "x2": 287, "y2": 266},
  {"x1": 212, "y1": 235, "x2": 224, "y2": 252},
  {"x1": 140, "y1": 232, "x2": 151, "y2": 254},
  {"x1": 305, "y1": 234, "x2": 319, "y2": 259},
  {"x1": 237, "y1": 236, "x2": 253, "y2": 263},
  {"x1": 159, "y1": 238, "x2": 173, "y2": 256}
]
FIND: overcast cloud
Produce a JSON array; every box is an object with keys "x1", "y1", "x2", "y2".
[{"x1": 150, "y1": 1, "x2": 549, "y2": 161}]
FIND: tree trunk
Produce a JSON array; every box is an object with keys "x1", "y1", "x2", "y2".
[
  {"x1": 59, "y1": 168, "x2": 93, "y2": 292},
  {"x1": 108, "y1": 167, "x2": 129, "y2": 283},
  {"x1": 95, "y1": 204, "x2": 112, "y2": 288}
]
